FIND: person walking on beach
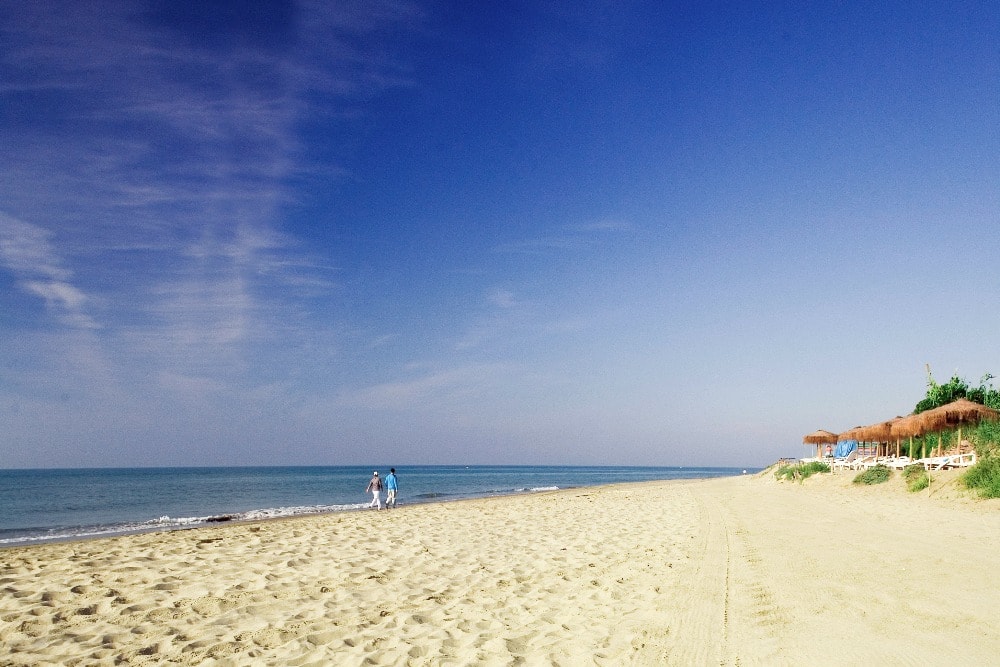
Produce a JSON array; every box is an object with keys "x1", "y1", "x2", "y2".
[
  {"x1": 366, "y1": 471, "x2": 383, "y2": 510},
  {"x1": 385, "y1": 468, "x2": 398, "y2": 508}
]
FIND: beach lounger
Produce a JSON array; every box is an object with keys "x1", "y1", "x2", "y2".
[
  {"x1": 885, "y1": 457, "x2": 913, "y2": 470},
  {"x1": 921, "y1": 451, "x2": 977, "y2": 470},
  {"x1": 832, "y1": 450, "x2": 858, "y2": 471},
  {"x1": 919, "y1": 456, "x2": 948, "y2": 470},
  {"x1": 850, "y1": 455, "x2": 877, "y2": 470},
  {"x1": 948, "y1": 451, "x2": 977, "y2": 467}
]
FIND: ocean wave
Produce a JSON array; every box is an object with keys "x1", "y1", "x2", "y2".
[
  {"x1": 0, "y1": 522, "x2": 166, "y2": 546},
  {"x1": 2, "y1": 466, "x2": 751, "y2": 548},
  {"x1": 0, "y1": 503, "x2": 369, "y2": 547}
]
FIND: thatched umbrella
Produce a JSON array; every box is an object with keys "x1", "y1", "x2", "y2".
[
  {"x1": 890, "y1": 414, "x2": 925, "y2": 457},
  {"x1": 912, "y1": 398, "x2": 1000, "y2": 455},
  {"x1": 837, "y1": 426, "x2": 865, "y2": 457},
  {"x1": 890, "y1": 414, "x2": 925, "y2": 439},
  {"x1": 857, "y1": 417, "x2": 905, "y2": 457},
  {"x1": 843, "y1": 422, "x2": 886, "y2": 456},
  {"x1": 803, "y1": 429, "x2": 839, "y2": 458},
  {"x1": 839, "y1": 426, "x2": 864, "y2": 441}
]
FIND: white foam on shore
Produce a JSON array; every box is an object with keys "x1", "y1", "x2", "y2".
[
  {"x1": 0, "y1": 503, "x2": 371, "y2": 547},
  {"x1": 2, "y1": 485, "x2": 583, "y2": 548}
]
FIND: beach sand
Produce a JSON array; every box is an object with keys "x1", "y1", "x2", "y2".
[{"x1": 2, "y1": 469, "x2": 998, "y2": 666}]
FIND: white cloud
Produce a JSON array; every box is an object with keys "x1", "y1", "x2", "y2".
[
  {"x1": 0, "y1": 2, "x2": 439, "y2": 466},
  {"x1": 495, "y1": 217, "x2": 635, "y2": 255},
  {"x1": 338, "y1": 364, "x2": 508, "y2": 412},
  {"x1": 0, "y1": 214, "x2": 69, "y2": 280},
  {"x1": 570, "y1": 218, "x2": 635, "y2": 233},
  {"x1": 489, "y1": 288, "x2": 517, "y2": 309},
  {"x1": 23, "y1": 280, "x2": 88, "y2": 310},
  {"x1": 0, "y1": 1, "x2": 419, "y2": 384},
  {"x1": 0, "y1": 213, "x2": 98, "y2": 329}
]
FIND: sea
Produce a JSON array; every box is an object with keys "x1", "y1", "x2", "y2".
[{"x1": 0, "y1": 465, "x2": 749, "y2": 548}]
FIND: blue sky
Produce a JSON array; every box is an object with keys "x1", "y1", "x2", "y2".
[{"x1": 2, "y1": 1, "x2": 998, "y2": 468}]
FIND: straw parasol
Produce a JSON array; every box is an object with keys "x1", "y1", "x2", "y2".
[
  {"x1": 803, "y1": 429, "x2": 839, "y2": 457},
  {"x1": 889, "y1": 414, "x2": 925, "y2": 458},
  {"x1": 856, "y1": 417, "x2": 904, "y2": 456},
  {"x1": 914, "y1": 398, "x2": 999, "y2": 432},
  {"x1": 803, "y1": 429, "x2": 839, "y2": 444},
  {"x1": 838, "y1": 426, "x2": 864, "y2": 441},
  {"x1": 840, "y1": 420, "x2": 895, "y2": 457},
  {"x1": 911, "y1": 398, "x2": 1000, "y2": 455},
  {"x1": 890, "y1": 414, "x2": 925, "y2": 439},
  {"x1": 856, "y1": 420, "x2": 890, "y2": 443}
]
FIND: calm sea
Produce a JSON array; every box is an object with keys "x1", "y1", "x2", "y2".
[{"x1": 0, "y1": 465, "x2": 748, "y2": 548}]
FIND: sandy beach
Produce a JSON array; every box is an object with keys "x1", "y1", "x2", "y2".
[{"x1": 2, "y1": 469, "x2": 998, "y2": 666}]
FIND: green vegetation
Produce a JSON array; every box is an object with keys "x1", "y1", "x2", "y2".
[
  {"x1": 915, "y1": 369, "x2": 1000, "y2": 413},
  {"x1": 971, "y1": 419, "x2": 1000, "y2": 458},
  {"x1": 897, "y1": 419, "x2": 1000, "y2": 497},
  {"x1": 775, "y1": 461, "x2": 829, "y2": 482},
  {"x1": 960, "y1": 423, "x2": 1000, "y2": 498},
  {"x1": 909, "y1": 368, "x2": 1000, "y2": 497},
  {"x1": 901, "y1": 419, "x2": 1000, "y2": 460},
  {"x1": 958, "y1": 415, "x2": 1000, "y2": 498},
  {"x1": 853, "y1": 464, "x2": 891, "y2": 486},
  {"x1": 963, "y1": 457, "x2": 1000, "y2": 498},
  {"x1": 902, "y1": 464, "x2": 929, "y2": 493},
  {"x1": 789, "y1": 366, "x2": 1000, "y2": 498}
]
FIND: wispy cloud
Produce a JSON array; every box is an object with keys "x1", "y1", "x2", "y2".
[
  {"x1": 489, "y1": 288, "x2": 518, "y2": 309},
  {"x1": 0, "y1": 213, "x2": 98, "y2": 329},
  {"x1": 569, "y1": 218, "x2": 634, "y2": 233},
  {"x1": 0, "y1": 214, "x2": 69, "y2": 279},
  {"x1": 454, "y1": 287, "x2": 534, "y2": 351},
  {"x1": 495, "y1": 218, "x2": 635, "y2": 255},
  {"x1": 337, "y1": 363, "x2": 509, "y2": 412},
  {"x1": 0, "y1": 1, "x2": 420, "y2": 390}
]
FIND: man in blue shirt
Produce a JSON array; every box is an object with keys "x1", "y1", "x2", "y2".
[{"x1": 385, "y1": 468, "x2": 398, "y2": 508}]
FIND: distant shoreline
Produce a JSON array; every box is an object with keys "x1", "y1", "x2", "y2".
[{"x1": 0, "y1": 465, "x2": 753, "y2": 549}]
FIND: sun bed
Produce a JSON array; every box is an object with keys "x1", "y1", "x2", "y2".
[
  {"x1": 850, "y1": 455, "x2": 877, "y2": 470},
  {"x1": 920, "y1": 451, "x2": 977, "y2": 470},
  {"x1": 884, "y1": 457, "x2": 913, "y2": 470},
  {"x1": 832, "y1": 450, "x2": 858, "y2": 471},
  {"x1": 948, "y1": 451, "x2": 977, "y2": 467}
]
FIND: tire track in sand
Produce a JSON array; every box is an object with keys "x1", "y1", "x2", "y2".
[
  {"x1": 658, "y1": 484, "x2": 730, "y2": 665},
  {"x1": 661, "y1": 482, "x2": 792, "y2": 666}
]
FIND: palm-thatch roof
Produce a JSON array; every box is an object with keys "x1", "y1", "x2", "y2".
[
  {"x1": 912, "y1": 398, "x2": 1000, "y2": 434},
  {"x1": 889, "y1": 413, "x2": 925, "y2": 439},
  {"x1": 854, "y1": 417, "x2": 903, "y2": 443},
  {"x1": 838, "y1": 426, "x2": 865, "y2": 441},
  {"x1": 803, "y1": 429, "x2": 839, "y2": 445}
]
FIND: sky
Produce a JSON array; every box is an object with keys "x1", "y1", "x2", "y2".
[{"x1": 2, "y1": 1, "x2": 999, "y2": 469}]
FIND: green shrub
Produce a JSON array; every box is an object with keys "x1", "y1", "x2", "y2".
[
  {"x1": 775, "y1": 461, "x2": 830, "y2": 482},
  {"x1": 853, "y1": 464, "x2": 891, "y2": 486},
  {"x1": 972, "y1": 421, "x2": 1000, "y2": 458},
  {"x1": 800, "y1": 461, "x2": 830, "y2": 477},
  {"x1": 902, "y1": 464, "x2": 929, "y2": 492},
  {"x1": 963, "y1": 456, "x2": 1000, "y2": 498}
]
